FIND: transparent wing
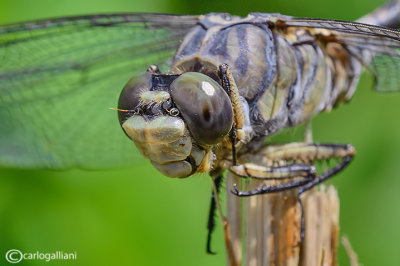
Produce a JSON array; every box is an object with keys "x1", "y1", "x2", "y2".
[
  {"x1": 278, "y1": 18, "x2": 400, "y2": 92},
  {"x1": 0, "y1": 14, "x2": 201, "y2": 169}
]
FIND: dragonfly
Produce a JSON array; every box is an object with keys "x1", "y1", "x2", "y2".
[{"x1": 1, "y1": 1, "x2": 400, "y2": 264}]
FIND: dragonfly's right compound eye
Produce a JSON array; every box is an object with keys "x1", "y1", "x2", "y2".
[
  {"x1": 170, "y1": 72, "x2": 234, "y2": 146},
  {"x1": 118, "y1": 72, "x2": 152, "y2": 124}
]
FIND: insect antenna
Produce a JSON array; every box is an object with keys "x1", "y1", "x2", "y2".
[{"x1": 109, "y1": 107, "x2": 131, "y2": 112}]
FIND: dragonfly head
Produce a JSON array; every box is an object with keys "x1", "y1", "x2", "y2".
[{"x1": 118, "y1": 71, "x2": 234, "y2": 178}]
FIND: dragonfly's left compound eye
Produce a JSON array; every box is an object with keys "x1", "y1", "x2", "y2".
[
  {"x1": 118, "y1": 72, "x2": 152, "y2": 124},
  {"x1": 170, "y1": 72, "x2": 233, "y2": 146}
]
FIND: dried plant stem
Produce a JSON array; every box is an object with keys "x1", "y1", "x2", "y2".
[
  {"x1": 341, "y1": 235, "x2": 360, "y2": 266},
  {"x1": 226, "y1": 174, "x2": 243, "y2": 264},
  {"x1": 213, "y1": 176, "x2": 240, "y2": 266},
  {"x1": 226, "y1": 174, "x2": 340, "y2": 266}
]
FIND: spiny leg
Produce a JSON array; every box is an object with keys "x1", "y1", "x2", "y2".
[
  {"x1": 302, "y1": 119, "x2": 313, "y2": 235},
  {"x1": 232, "y1": 143, "x2": 354, "y2": 239},
  {"x1": 206, "y1": 174, "x2": 223, "y2": 254},
  {"x1": 229, "y1": 123, "x2": 238, "y2": 166},
  {"x1": 297, "y1": 194, "x2": 305, "y2": 242},
  {"x1": 296, "y1": 155, "x2": 353, "y2": 242},
  {"x1": 218, "y1": 64, "x2": 246, "y2": 143},
  {"x1": 233, "y1": 154, "x2": 352, "y2": 244},
  {"x1": 230, "y1": 142, "x2": 354, "y2": 192},
  {"x1": 298, "y1": 155, "x2": 353, "y2": 194},
  {"x1": 205, "y1": 64, "x2": 244, "y2": 264},
  {"x1": 218, "y1": 64, "x2": 242, "y2": 166},
  {"x1": 209, "y1": 175, "x2": 239, "y2": 266},
  {"x1": 230, "y1": 162, "x2": 316, "y2": 180},
  {"x1": 232, "y1": 143, "x2": 355, "y2": 196},
  {"x1": 259, "y1": 142, "x2": 355, "y2": 163},
  {"x1": 232, "y1": 177, "x2": 311, "y2": 196},
  {"x1": 233, "y1": 154, "x2": 353, "y2": 244}
]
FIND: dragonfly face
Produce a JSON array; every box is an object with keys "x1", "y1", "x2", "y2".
[{"x1": 117, "y1": 71, "x2": 234, "y2": 177}]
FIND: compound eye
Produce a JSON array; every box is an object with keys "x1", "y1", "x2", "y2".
[
  {"x1": 118, "y1": 72, "x2": 152, "y2": 124},
  {"x1": 170, "y1": 72, "x2": 233, "y2": 146}
]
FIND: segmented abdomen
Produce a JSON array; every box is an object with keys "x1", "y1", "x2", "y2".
[{"x1": 171, "y1": 14, "x2": 362, "y2": 137}]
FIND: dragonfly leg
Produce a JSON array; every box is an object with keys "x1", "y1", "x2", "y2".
[
  {"x1": 206, "y1": 174, "x2": 223, "y2": 254},
  {"x1": 230, "y1": 162, "x2": 316, "y2": 180},
  {"x1": 229, "y1": 122, "x2": 238, "y2": 166},
  {"x1": 296, "y1": 155, "x2": 353, "y2": 242},
  {"x1": 218, "y1": 64, "x2": 243, "y2": 166},
  {"x1": 209, "y1": 174, "x2": 240, "y2": 266},
  {"x1": 232, "y1": 176, "x2": 311, "y2": 196},
  {"x1": 231, "y1": 142, "x2": 355, "y2": 196},
  {"x1": 218, "y1": 64, "x2": 246, "y2": 142},
  {"x1": 259, "y1": 142, "x2": 355, "y2": 163},
  {"x1": 297, "y1": 194, "x2": 305, "y2": 243},
  {"x1": 297, "y1": 155, "x2": 353, "y2": 195},
  {"x1": 231, "y1": 143, "x2": 353, "y2": 244},
  {"x1": 231, "y1": 154, "x2": 352, "y2": 242}
]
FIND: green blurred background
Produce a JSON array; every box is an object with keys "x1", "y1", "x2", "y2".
[{"x1": 1, "y1": 0, "x2": 400, "y2": 265}]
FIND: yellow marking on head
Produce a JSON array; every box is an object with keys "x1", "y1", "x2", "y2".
[
  {"x1": 197, "y1": 150, "x2": 213, "y2": 173},
  {"x1": 141, "y1": 91, "x2": 170, "y2": 104}
]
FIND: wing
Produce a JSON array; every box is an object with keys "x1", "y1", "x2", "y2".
[
  {"x1": 0, "y1": 14, "x2": 201, "y2": 169},
  {"x1": 274, "y1": 18, "x2": 400, "y2": 92},
  {"x1": 357, "y1": 0, "x2": 400, "y2": 29}
]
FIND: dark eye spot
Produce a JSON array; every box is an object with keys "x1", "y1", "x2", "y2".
[{"x1": 202, "y1": 105, "x2": 211, "y2": 121}]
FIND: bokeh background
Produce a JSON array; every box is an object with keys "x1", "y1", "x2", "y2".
[{"x1": 1, "y1": 0, "x2": 399, "y2": 265}]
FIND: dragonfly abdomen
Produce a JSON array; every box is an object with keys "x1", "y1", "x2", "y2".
[{"x1": 171, "y1": 13, "x2": 362, "y2": 137}]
